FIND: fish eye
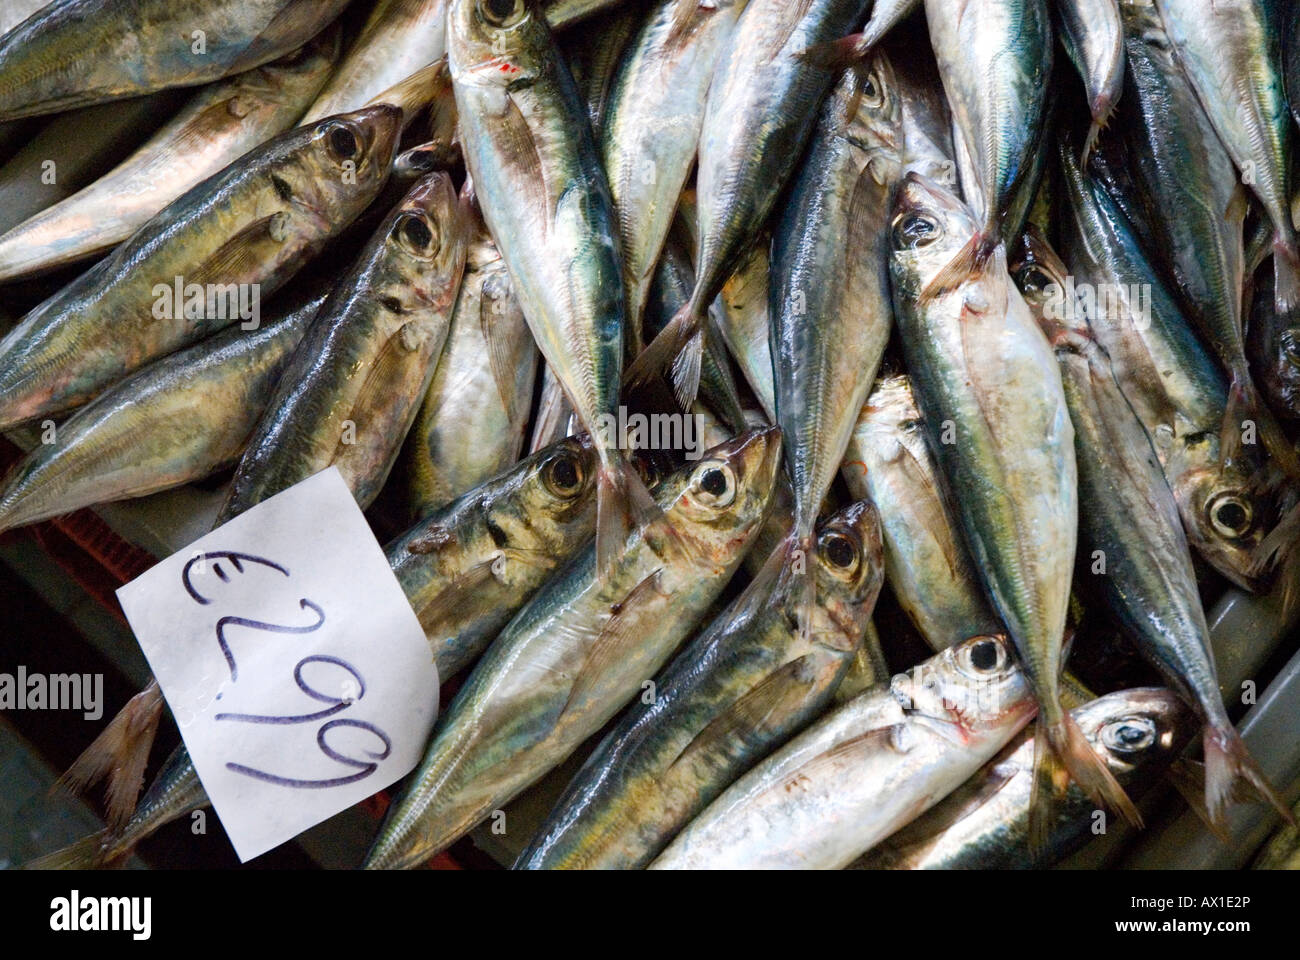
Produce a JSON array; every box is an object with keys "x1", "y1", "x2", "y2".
[
  {"x1": 891, "y1": 213, "x2": 939, "y2": 250},
  {"x1": 480, "y1": 0, "x2": 525, "y2": 27},
  {"x1": 324, "y1": 122, "x2": 361, "y2": 162},
  {"x1": 858, "y1": 69, "x2": 883, "y2": 106},
  {"x1": 1016, "y1": 266, "x2": 1053, "y2": 295},
  {"x1": 543, "y1": 452, "x2": 585, "y2": 497},
  {"x1": 1101, "y1": 717, "x2": 1157, "y2": 755},
  {"x1": 818, "y1": 530, "x2": 860, "y2": 575},
  {"x1": 690, "y1": 462, "x2": 735, "y2": 508},
  {"x1": 394, "y1": 212, "x2": 439, "y2": 257},
  {"x1": 1207, "y1": 492, "x2": 1253, "y2": 539},
  {"x1": 956, "y1": 635, "x2": 1006, "y2": 677}
]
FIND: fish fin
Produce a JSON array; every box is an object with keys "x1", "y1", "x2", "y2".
[
  {"x1": 796, "y1": 33, "x2": 866, "y2": 70},
  {"x1": 762, "y1": 0, "x2": 815, "y2": 62},
  {"x1": 920, "y1": 233, "x2": 994, "y2": 303},
  {"x1": 595, "y1": 458, "x2": 662, "y2": 575},
  {"x1": 1248, "y1": 498, "x2": 1300, "y2": 579},
  {"x1": 480, "y1": 273, "x2": 526, "y2": 424},
  {"x1": 1202, "y1": 724, "x2": 1295, "y2": 828},
  {"x1": 1274, "y1": 237, "x2": 1300, "y2": 317},
  {"x1": 1079, "y1": 92, "x2": 1115, "y2": 167},
  {"x1": 669, "y1": 328, "x2": 705, "y2": 413},
  {"x1": 1046, "y1": 710, "x2": 1142, "y2": 830},
  {"x1": 495, "y1": 92, "x2": 550, "y2": 218},
  {"x1": 413, "y1": 556, "x2": 511, "y2": 635},
  {"x1": 530, "y1": 371, "x2": 572, "y2": 453},
  {"x1": 561, "y1": 569, "x2": 665, "y2": 717},
  {"x1": 20, "y1": 830, "x2": 130, "y2": 870},
  {"x1": 1222, "y1": 365, "x2": 1300, "y2": 478},
  {"x1": 781, "y1": 725, "x2": 907, "y2": 792},
  {"x1": 188, "y1": 215, "x2": 296, "y2": 289},
  {"x1": 367, "y1": 57, "x2": 451, "y2": 123},
  {"x1": 623, "y1": 301, "x2": 702, "y2": 405},
  {"x1": 665, "y1": 0, "x2": 717, "y2": 49},
  {"x1": 54, "y1": 682, "x2": 163, "y2": 832},
  {"x1": 1027, "y1": 722, "x2": 1070, "y2": 860},
  {"x1": 331, "y1": 322, "x2": 430, "y2": 463},
  {"x1": 668, "y1": 654, "x2": 818, "y2": 775},
  {"x1": 1164, "y1": 758, "x2": 1233, "y2": 844}
]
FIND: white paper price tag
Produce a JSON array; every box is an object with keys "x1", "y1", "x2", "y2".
[{"x1": 117, "y1": 467, "x2": 438, "y2": 862}]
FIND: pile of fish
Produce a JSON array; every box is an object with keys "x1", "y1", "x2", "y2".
[{"x1": 3, "y1": 0, "x2": 1299, "y2": 870}]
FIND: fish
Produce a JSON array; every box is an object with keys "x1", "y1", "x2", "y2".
[
  {"x1": 1056, "y1": 141, "x2": 1280, "y2": 592},
  {"x1": 44, "y1": 432, "x2": 604, "y2": 865},
  {"x1": 394, "y1": 433, "x2": 603, "y2": 681},
  {"x1": 219, "y1": 172, "x2": 468, "y2": 520},
  {"x1": 710, "y1": 239, "x2": 776, "y2": 422},
  {"x1": 800, "y1": 0, "x2": 918, "y2": 64},
  {"x1": 364, "y1": 427, "x2": 783, "y2": 869},
  {"x1": 0, "y1": 104, "x2": 403, "y2": 431},
  {"x1": 1154, "y1": 0, "x2": 1299, "y2": 316},
  {"x1": 0, "y1": 0, "x2": 350, "y2": 121},
  {"x1": 852, "y1": 688, "x2": 1195, "y2": 869},
  {"x1": 890, "y1": 173, "x2": 1136, "y2": 836},
  {"x1": 1017, "y1": 227, "x2": 1292, "y2": 829},
  {"x1": 0, "y1": 91, "x2": 183, "y2": 237},
  {"x1": 769, "y1": 53, "x2": 902, "y2": 638},
  {"x1": 0, "y1": 31, "x2": 341, "y2": 282},
  {"x1": 1247, "y1": 242, "x2": 1300, "y2": 421},
  {"x1": 1055, "y1": 0, "x2": 1123, "y2": 161},
  {"x1": 645, "y1": 222, "x2": 748, "y2": 432},
  {"x1": 448, "y1": 0, "x2": 655, "y2": 573},
  {"x1": 917, "y1": 0, "x2": 1051, "y2": 297},
  {"x1": 562, "y1": 0, "x2": 643, "y2": 138},
  {"x1": 649, "y1": 633, "x2": 1036, "y2": 869},
  {"x1": 0, "y1": 290, "x2": 325, "y2": 534},
  {"x1": 626, "y1": 0, "x2": 870, "y2": 409},
  {"x1": 302, "y1": 0, "x2": 448, "y2": 123},
  {"x1": 543, "y1": 0, "x2": 632, "y2": 28},
  {"x1": 842, "y1": 374, "x2": 1004, "y2": 651},
  {"x1": 516, "y1": 497, "x2": 883, "y2": 869},
  {"x1": 403, "y1": 203, "x2": 538, "y2": 518},
  {"x1": 529, "y1": 364, "x2": 577, "y2": 454},
  {"x1": 599, "y1": 0, "x2": 748, "y2": 352},
  {"x1": 1117, "y1": 0, "x2": 1296, "y2": 471}
]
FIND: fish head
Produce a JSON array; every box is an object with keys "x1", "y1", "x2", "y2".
[
  {"x1": 509, "y1": 432, "x2": 601, "y2": 535},
  {"x1": 659, "y1": 426, "x2": 783, "y2": 553},
  {"x1": 1010, "y1": 225, "x2": 1090, "y2": 347},
  {"x1": 1166, "y1": 440, "x2": 1273, "y2": 591},
  {"x1": 889, "y1": 173, "x2": 980, "y2": 295},
  {"x1": 814, "y1": 499, "x2": 885, "y2": 608},
  {"x1": 1076, "y1": 687, "x2": 1196, "y2": 785},
  {"x1": 842, "y1": 51, "x2": 904, "y2": 174},
  {"x1": 294, "y1": 105, "x2": 403, "y2": 221},
  {"x1": 891, "y1": 634, "x2": 1035, "y2": 742},
  {"x1": 379, "y1": 171, "x2": 469, "y2": 314},
  {"x1": 449, "y1": 0, "x2": 546, "y2": 82}
]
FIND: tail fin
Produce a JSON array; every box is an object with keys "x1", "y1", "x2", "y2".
[
  {"x1": 624, "y1": 301, "x2": 704, "y2": 411},
  {"x1": 594, "y1": 455, "x2": 662, "y2": 575},
  {"x1": 1046, "y1": 710, "x2": 1142, "y2": 829},
  {"x1": 55, "y1": 681, "x2": 163, "y2": 831},
  {"x1": 1248, "y1": 497, "x2": 1300, "y2": 580},
  {"x1": 1273, "y1": 235, "x2": 1300, "y2": 317},
  {"x1": 920, "y1": 233, "x2": 995, "y2": 303},
  {"x1": 1202, "y1": 724, "x2": 1295, "y2": 828},
  {"x1": 1222, "y1": 364, "x2": 1300, "y2": 477},
  {"x1": 1027, "y1": 722, "x2": 1070, "y2": 858},
  {"x1": 1164, "y1": 758, "x2": 1233, "y2": 844},
  {"x1": 1079, "y1": 94, "x2": 1114, "y2": 168},
  {"x1": 21, "y1": 830, "x2": 131, "y2": 870}
]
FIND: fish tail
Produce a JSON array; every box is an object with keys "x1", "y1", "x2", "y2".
[
  {"x1": 1046, "y1": 709, "x2": 1142, "y2": 829},
  {"x1": 21, "y1": 830, "x2": 131, "y2": 870},
  {"x1": 1202, "y1": 723, "x2": 1295, "y2": 828},
  {"x1": 624, "y1": 300, "x2": 703, "y2": 411},
  {"x1": 1272, "y1": 235, "x2": 1300, "y2": 316},
  {"x1": 1247, "y1": 497, "x2": 1300, "y2": 580},
  {"x1": 594, "y1": 453, "x2": 661, "y2": 575},
  {"x1": 1027, "y1": 722, "x2": 1066, "y2": 859},
  {"x1": 920, "y1": 233, "x2": 995, "y2": 303},
  {"x1": 54, "y1": 681, "x2": 163, "y2": 831},
  {"x1": 1223, "y1": 364, "x2": 1300, "y2": 477},
  {"x1": 1079, "y1": 93, "x2": 1114, "y2": 168}
]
